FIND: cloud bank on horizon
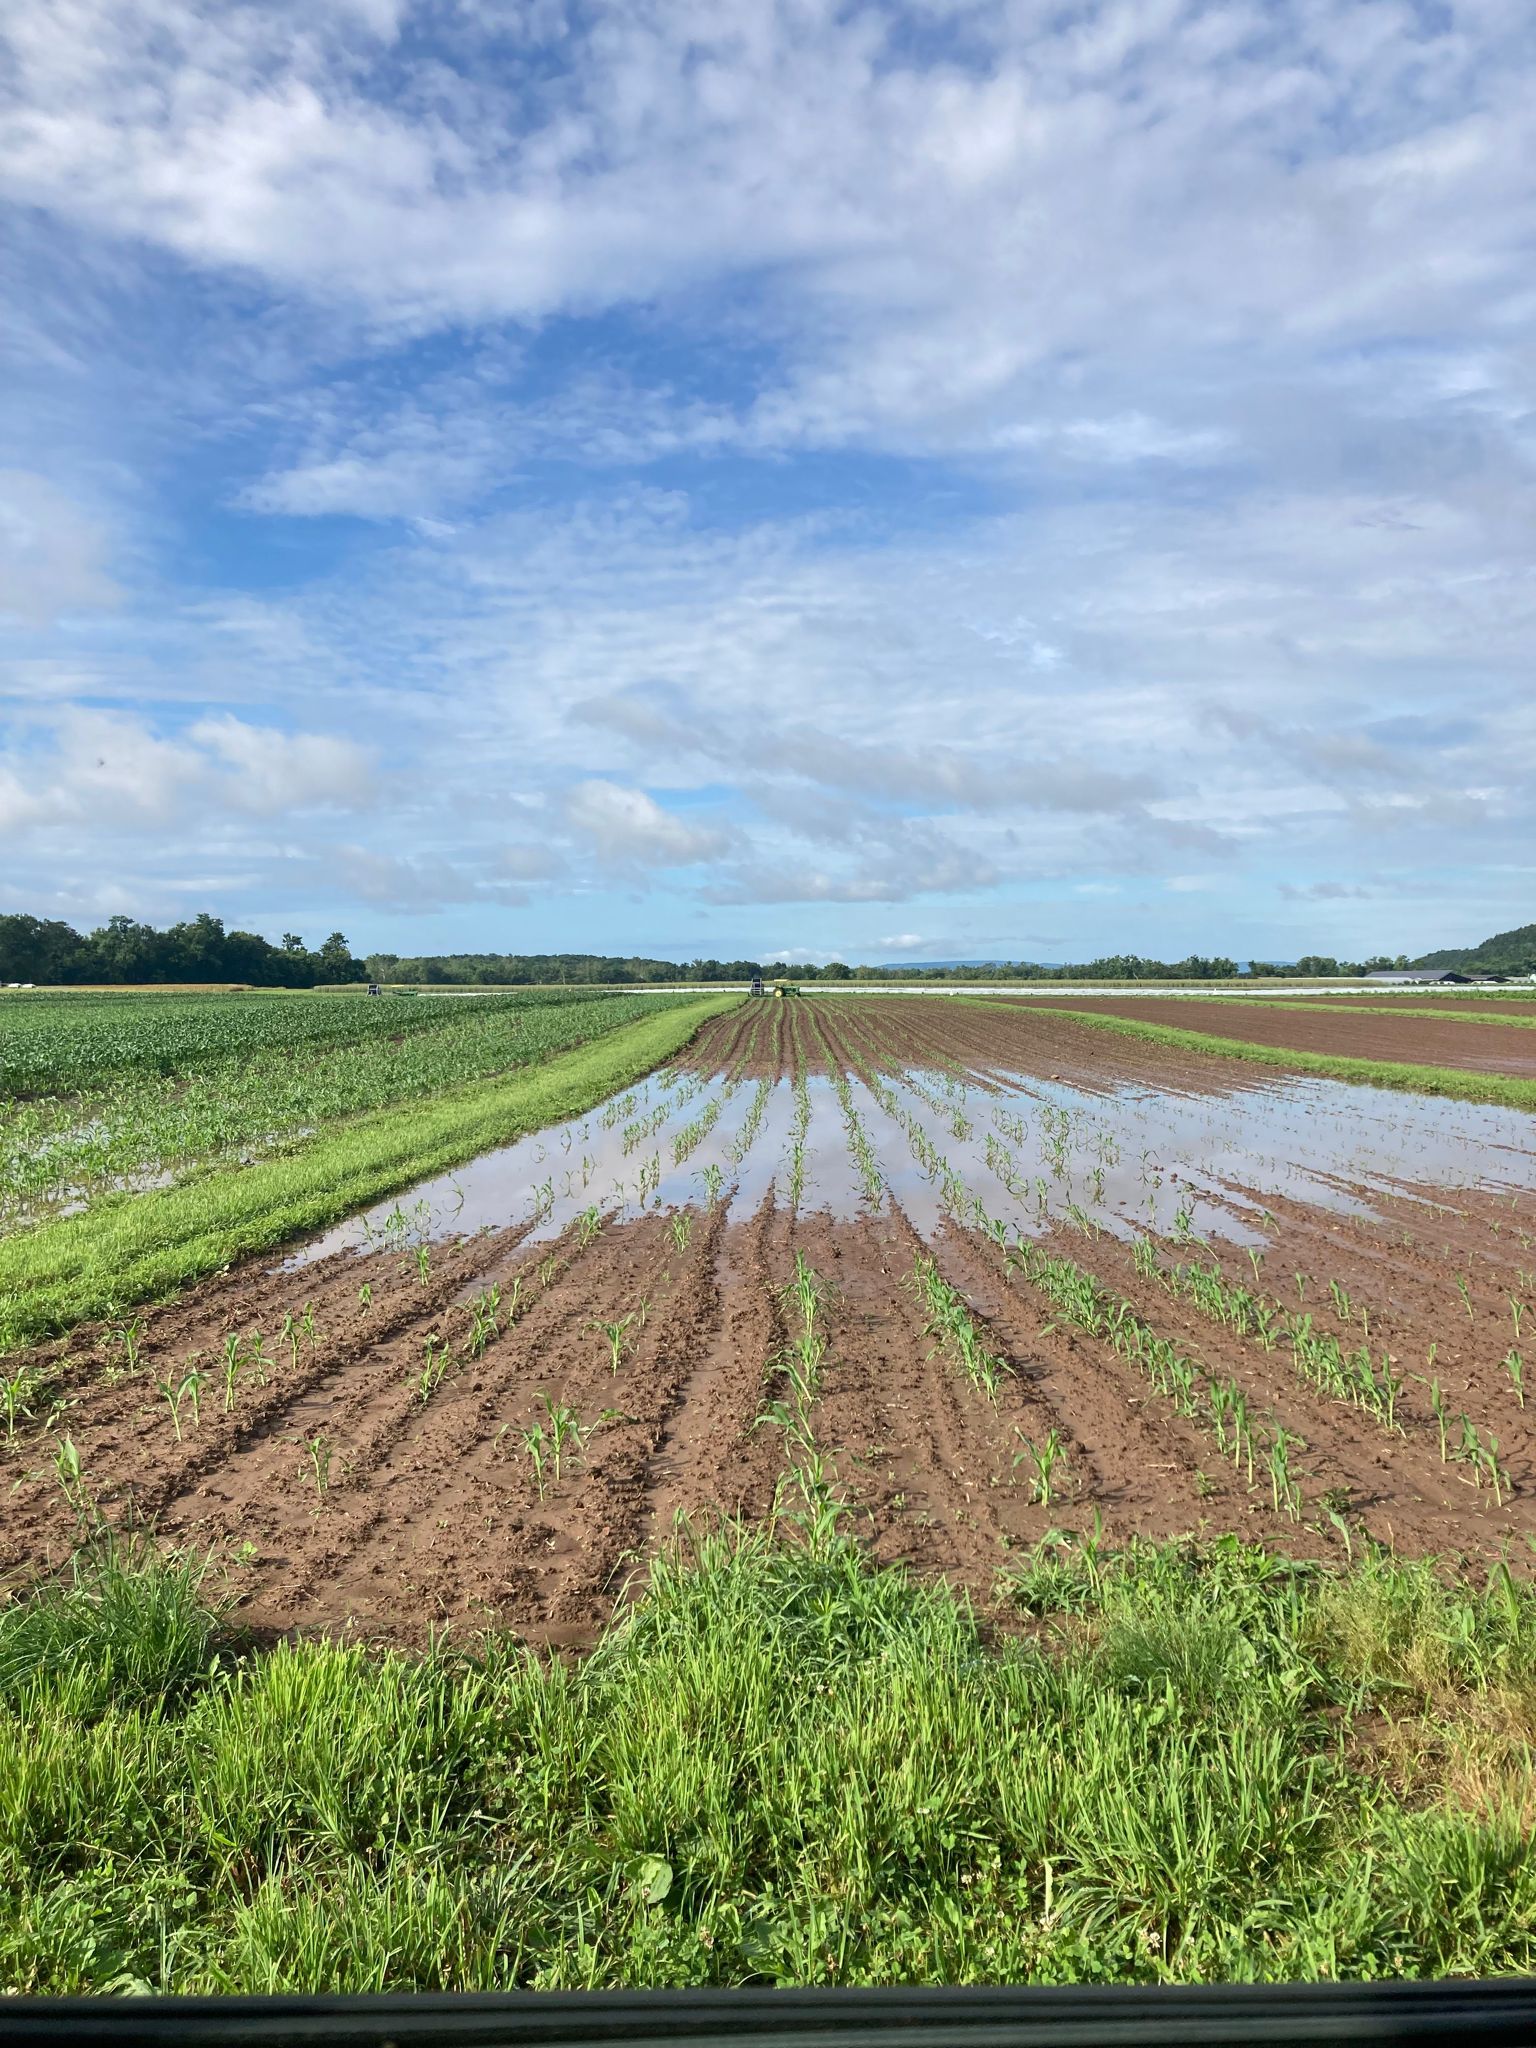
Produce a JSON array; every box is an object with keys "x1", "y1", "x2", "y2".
[{"x1": 1, "y1": 0, "x2": 1532, "y2": 963}]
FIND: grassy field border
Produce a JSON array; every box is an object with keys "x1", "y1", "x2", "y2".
[
  {"x1": 0, "y1": 994, "x2": 741, "y2": 1353},
  {"x1": 4, "y1": 1523, "x2": 1536, "y2": 1989},
  {"x1": 960, "y1": 998, "x2": 1536, "y2": 1111}
]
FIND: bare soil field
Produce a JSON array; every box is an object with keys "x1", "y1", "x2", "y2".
[
  {"x1": 1000, "y1": 993, "x2": 1536, "y2": 1077},
  {"x1": 6, "y1": 996, "x2": 1536, "y2": 1647}
]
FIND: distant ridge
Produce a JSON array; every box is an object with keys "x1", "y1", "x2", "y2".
[
  {"x1": 1414, "y1": 922, "x2": 1536, "y2": 976},
  {"x1": 874, "y1": 958, "x2": 1050, "y2": 971}
]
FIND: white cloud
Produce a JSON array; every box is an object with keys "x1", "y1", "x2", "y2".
[
  {"x1": 562, "y1": 779, "x2": 730, "y2": 868},
  {"x1": 0, "y1": 708, "x2": 375, "y2": 838},
  {"x1": 0, "y1": 470, "x2": 118, "y2": 624},
  {"x1": 3, "y1": 1, "x2": 1535, "y2": 954},
  {"x1": 188, "y1": 714, "x2": 374, "y2": 811}
]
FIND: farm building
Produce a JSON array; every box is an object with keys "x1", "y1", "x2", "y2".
[{"x1": 1364, "y1": 969, "x2": 1463, "y2": 984}]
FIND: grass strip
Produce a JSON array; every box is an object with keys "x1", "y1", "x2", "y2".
[
  {"x1": 4, "y1": 1526, "x2": 1535, "y2": 1989},
  {"x1": 960, "y1": 999, "x2": 1536, "y2": 1111},
  {"x1": 0, "y1": 995, "x2": 740, "y2": 1352}
]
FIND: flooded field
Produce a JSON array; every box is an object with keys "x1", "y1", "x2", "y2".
[{"x1": 6, "y1": 995, "x2": 1536, "y2": 1647}]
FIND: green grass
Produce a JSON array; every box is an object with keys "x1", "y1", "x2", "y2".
[
  {"x1": 0, "y1": 995, "x2": 740, "y2": 1353},
  {"x1": 3, "y1": 1525, "x2": 1534, "y2": 1991},
  {"x1": 964, "y1": 1001, "x2": 1536, "y2": 1112}
]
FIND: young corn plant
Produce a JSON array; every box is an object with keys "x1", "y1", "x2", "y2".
[
  {"x1": 670, "y1": 1211, "x2": 692, "y2": 1253},
  {"x1": 909, "y1": 1254, "x2": 1010, "y2": 1401},
  {"x1": 592, "y1": 1313, "x2": 637, "y2": 1375},
  {"x1": 1267, "y1": 1425, "x2": 1305, "y2": 1521},
  {"x1": 52, "y1": 1433, "x2": 102, "y2": 1538},
  {"x1": 466, "y1": 1285, "x2": 502, "y2": 1359},
  {"x1": 1, "y1": 1361, "x2": 51, "y2": 1443},
  {"x1": 157, "y1": 1367, "x2": 204, "y2": 1444},
  {"x1": 306, "y1": 1432, "x2": 334, "y2": 1502},
  {"x1": 523, "y1": 1395, "x2": 593, "y2": 1495},
  {"x1": 1012, "y1": 1428, "x2": 1069, "y2": 1505},
  {"x1": 1505, "y1": 1349, "x2": 1525, "y2": 1410},
  {"x1": 110, "y1": 1315, "x2": 145, "y2": 1376},
  {"x1": 417, "y1": 1332, "x2": 453, "y2": 1404},
  {"x1": 1455, "y1": 1416, "x2": 1510, "y2": 1505}
]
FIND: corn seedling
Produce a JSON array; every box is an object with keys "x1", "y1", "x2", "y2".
[
  {"x1": 52, "y1": 1433, "x2": 100, "y2": 1536},
  {"x1": 306, "y1": 1432, "x2": 334, "y2": 1501},
  {"x1": 1012, "y1": 1428, "x2": 1068, "y2": 1505},
  {"x1": 578, "y1": 1205, "x2": 603, "y2": 1249},
  {"x1": 280, "y1": 1311, "x2": 301, "y2": 1369},
  {"x1": 1506, "y1": 1349, "x2": 1525, "y2": 1410},
  {"x1": 592, "y1": 1314, "x2": 637, "y2": 1374},
  {"x1": 909, "y1": 1254, "x2": 1010, "y2": 1400},
  {"x1": 670, "y1": 1211, "x2": 692, "y2": 1252},
  {"x1": 1456, "y1": 1273, "x2": 1474, "y2": 1322},
  {"x1": 358, "y1": 1282, "x2": 373, "y2": 1308},
  {"x1": 1, "y1": 1361, "x2": 50, "y2": 1442},
  {"x1": 1455, "y1": 1415, "x2": 1509, "y2": 1505},
  {"x1": 1267, "y1": 1425, "x2": 1305, "y2": 1520},
  {"x1": 466, "y1": 1286, "x2": 501, "y2": 1358},
  {"x1": 157, "y1": 1367, "x2": 204, "y2": 1444},
  {"x1": 418, "y1": 1332, "x2": 452, "y2": 1404},
  {"x1": 110, "y1": 1315, "x2": 145, "y2": 1375},
  {"x1": 414, "y1": 1243, "x2": 432, "y2": 1286}
]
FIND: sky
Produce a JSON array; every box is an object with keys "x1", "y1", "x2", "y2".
[{"x1": 1, "y1": 0, "x2": 1533, "y2": 967}]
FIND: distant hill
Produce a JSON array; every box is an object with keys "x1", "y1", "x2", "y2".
[
  {"x1": 1414, "y1": 923, "x2": 1536, "y2": 976},
  {"x1": 871, "y1": 958, "x2": 1034, "y2": 971}
]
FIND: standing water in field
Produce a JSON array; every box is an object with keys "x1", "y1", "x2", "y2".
[{"x1": 286, "y1": 1052, "x2": 1536, "y2": 1265}]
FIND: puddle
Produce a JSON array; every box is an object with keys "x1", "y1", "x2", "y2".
[{"x1": 283, "y1": 1059, "x2": 1536, "y2": 1267}]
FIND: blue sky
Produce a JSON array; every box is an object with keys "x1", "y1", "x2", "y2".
[{"x1": 2, "y1": 0, "x2": 1533, "y2": 965}]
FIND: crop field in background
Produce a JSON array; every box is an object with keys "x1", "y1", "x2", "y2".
[
  {"x1": 5, "y1": 990, "x2": 1536, "y2": 1989},
  {"x1": 0, "y1": 987, "x2": 707, "y2": 1229}
]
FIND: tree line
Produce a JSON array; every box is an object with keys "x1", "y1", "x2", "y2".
[
  {"x1": 0, "y1": 914, "x2": 366, "y2": 987},
  {"x1": 0, "y1": 913, "x2": 1470, "y2": 990}
]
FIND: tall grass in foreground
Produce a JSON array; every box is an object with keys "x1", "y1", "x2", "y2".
[{"x1": 4, "y1": 1525, "x2": 1536, "y2": 1992}]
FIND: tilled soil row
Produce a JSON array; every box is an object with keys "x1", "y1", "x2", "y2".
[
  {"x1": 1005, "y1": 995, "x2": 1536, "y2": 1080},
  {"x1": 687, "y1": 996, "x2": 1280, "y2": 1099},
  {"x1": 6, "y1": 1194, "x2": 1536, "y2": 1646}
]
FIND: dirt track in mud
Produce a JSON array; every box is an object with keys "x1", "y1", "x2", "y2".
[
  {"x1": 5, "y1": 997, "x2": 1536, "y2": 1647},
  {"x1": 1001, "y1": 994, "x2": 1536, "y2": 1078}
]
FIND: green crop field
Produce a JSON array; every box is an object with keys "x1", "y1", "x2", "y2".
[
  {"x1": 0, "y1": 988, "x2": 709, "y2": 1231},
  {"x1": 0, "y1": 988, "x2": 738, "y2": 1349}
]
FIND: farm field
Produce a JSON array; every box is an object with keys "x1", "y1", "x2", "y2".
[
  {"x1": 0, "y1": 986, "x2": 711, "y2": 1228},
  {"x1": 7, "y1": 993, "x2": 1536, "y2": 1641},
  {"x1": 6, "y1": 991, "x2": 1536, "y2": 1990},
  {"x1": 995, "y1": 994, "x2": 1536, "y2": 1081}
]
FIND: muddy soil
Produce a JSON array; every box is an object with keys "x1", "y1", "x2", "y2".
[
  {"x1": 1002, "y1": 996, "x2": 1536, "y2": 1079},
  {"x1": 6, "y1": 996, "x2": 1536, "y2": 1649},
  {"x1": 686, "y1": 996, "x2": 1268, "y2": 1096}
]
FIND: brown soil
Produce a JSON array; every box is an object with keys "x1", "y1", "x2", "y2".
[
  {"x1": 685, "y1": 995, "x2": 1267, "y2": 1096},
  {"x1": 6, "y1": 996, "x2": 1535, "y2": 1649},
  {"x1": 1001, "y1": 996, "x2": 1536, "y2": 1078}
]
